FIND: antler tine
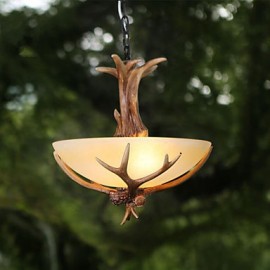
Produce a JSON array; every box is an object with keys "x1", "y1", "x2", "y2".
[
  {"x1": 164, "y1": 154, "x2": 169, "y2": 164},
  {"x1": 96, "y1": 157, "x2": 118, "y2": 174},
  {"x1": 96, "y1": 143, "x2": 131, "y2": 186},
  {"x1": 163, "y1": 152, "x2": 182, "y2": 169},
  {"x1": 121, "y1": 143, "x2": 130, "y2": 172},
  {"x1": 96, "y1": 143, "x2": 130, "y2": 173},
  {"x1": 135, "y1": 152, "x2": 182, "y2": 185},
  {"x1": 120, "y1": 206, "x2": 131, "y2": 225},
  {"x1": 120, "y1": 205, "x2": 139, "y2": 225},
  {"x1": 130, "y1": 206, "x2": 139, "y2": 219}
]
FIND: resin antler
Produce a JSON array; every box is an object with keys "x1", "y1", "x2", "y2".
[
  {"x1": 54, "y1": 151, "x2": 114, "y2": 194},
  {"x1": 96, "y1": 54, "x2": 167, "y2": 137},
  {"x1": 96, "y1": 144, "x2": 181, "y2": 192},
  {"x1": 96, "y1": 143, "x2": 181, "y2": 224},
  {"x1": 143, "y1": 146, "x2": 213, "y2": 195}
]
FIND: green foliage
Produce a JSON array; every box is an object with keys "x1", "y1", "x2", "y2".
[{"x1": 1, "y1": 0, "x2": 270, "y2": 269}]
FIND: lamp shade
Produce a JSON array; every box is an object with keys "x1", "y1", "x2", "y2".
[{"x1": 53, "y1": 137, "x2": 212, "y2": 188}]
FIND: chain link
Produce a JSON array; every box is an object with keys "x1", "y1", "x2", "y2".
[{"x1": 118, "y1": 0, "x2": 131, "y2": 60}]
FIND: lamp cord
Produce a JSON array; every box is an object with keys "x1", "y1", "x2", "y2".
[{"x1": 118, "y1": 0, "x2": 131, "y2": 60}]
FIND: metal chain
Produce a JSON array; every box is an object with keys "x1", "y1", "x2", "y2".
[{"x1": 118, "y1": 0, "x2": 131, "y2": 60}]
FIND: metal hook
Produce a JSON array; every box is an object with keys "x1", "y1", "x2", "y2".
[{"x1": 118, "y1": 0, "x2": 123, "y2": 19}]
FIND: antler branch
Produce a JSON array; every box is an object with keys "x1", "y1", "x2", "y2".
[
  {"x1": 54, "y1": 152, "x2": 114, "y2": 194},
  {"x1": 96, "y1": 54, "x2": 167, "y2": 137},
  {"x1": 143, "y1": 146, "x2": 213, "y2": 195},
  {"x1": 96, "y1": 143, "x2": 131, "y2": 185},
  {"x1": 96, "y1": 143, "x2": 181, "y2": 190},
  {"x1": 135, "y1": 152, "x2": 182, "y2": 185}
]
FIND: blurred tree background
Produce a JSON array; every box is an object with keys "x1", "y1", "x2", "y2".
[{"x1": 0, "y1": 0, "x2": 270, "y2": 269}]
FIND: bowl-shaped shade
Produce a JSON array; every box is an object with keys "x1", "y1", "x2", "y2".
[{"x1": 53, "y1": 137, "x2": 212, "y2": 188}]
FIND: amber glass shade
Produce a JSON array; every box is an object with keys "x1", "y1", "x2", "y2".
[{"x1": 53, "y1": 137, "x2": 211, "y2": 188}]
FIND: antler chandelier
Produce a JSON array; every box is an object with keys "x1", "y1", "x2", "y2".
[{"x1": 53, "y1": 0, "x2": 212, "y2": 225}]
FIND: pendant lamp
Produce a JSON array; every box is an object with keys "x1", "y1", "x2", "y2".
[{"x1": 53, "y1": 0, "x2": 212, "y2": 225}]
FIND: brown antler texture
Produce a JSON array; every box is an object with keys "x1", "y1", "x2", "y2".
[
  {"x1": 54, "y1": 152, "x2": 114, "y2": 194},
  {"x1": 96, "y1": 143, "x2": 181, "y2": 194},
  {"x1": 96, "y1": 54, "x2": 167, "y2": 137}
]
